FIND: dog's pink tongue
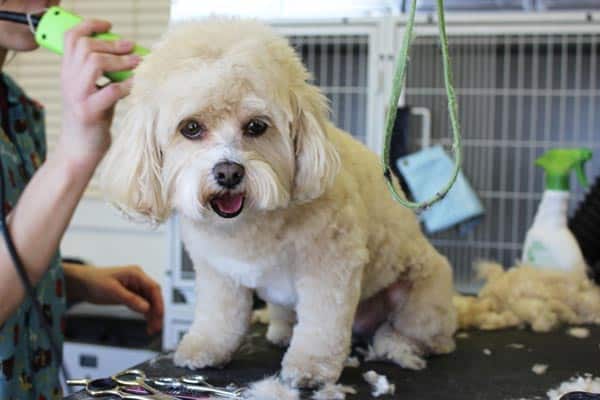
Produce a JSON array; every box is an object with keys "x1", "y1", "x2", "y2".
[{"x1": 214, "y1": 193, "x2": 244, "y2": 214}]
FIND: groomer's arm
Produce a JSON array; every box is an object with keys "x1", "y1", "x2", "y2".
[{"x1": 0, "y1": 19, "x2": 140, "y2": 324}]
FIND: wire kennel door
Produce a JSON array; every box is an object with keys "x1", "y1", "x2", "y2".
[
  {"x1": 272, "y1": 19, "x2": 384, "y2": 150},
  {"x1": 163, "y1": 21, "x2": 382, "y2": 349},
  {"x1": 288, "y1": 34, "x2": 371, "y2": 143},
  {"x1": 397, "y1": 13, "x2": 600, "y2": 292}
]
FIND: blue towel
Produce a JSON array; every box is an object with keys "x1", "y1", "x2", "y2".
[{"x1": 396, "y1": 145, "x2": 484, "y2": 234}]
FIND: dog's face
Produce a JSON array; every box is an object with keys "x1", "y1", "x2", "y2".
[
  {"x1": 158, "y1": 74, "x2": 298, "y2": 223},
  {"x1": 101, "y1": 19, "x2": 340, "y2": 224}
]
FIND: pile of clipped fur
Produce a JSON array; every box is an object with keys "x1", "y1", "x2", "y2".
[
  {"x1": 243, "y1": 377, "x2": 299, "y2": 400},
  {"x1": 453, "y1": 262, "x2": 600, "y2": 332}
]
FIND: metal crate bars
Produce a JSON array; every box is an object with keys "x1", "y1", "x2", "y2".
[{"x1": 405, "y1": 33, "x2": 600, "y2": 291}]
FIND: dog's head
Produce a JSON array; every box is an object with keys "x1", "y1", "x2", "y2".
[{"x1": 101, "y1": 18, "x2": 340, "y2": 224}]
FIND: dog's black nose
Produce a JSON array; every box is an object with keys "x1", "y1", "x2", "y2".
[{"x1": 213, "y1": 161, "x2": 245, "y2": 189}]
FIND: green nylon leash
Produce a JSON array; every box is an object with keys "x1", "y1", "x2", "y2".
[{"x1": 382, "y1": 0, "x2": 463, "y2": 211}]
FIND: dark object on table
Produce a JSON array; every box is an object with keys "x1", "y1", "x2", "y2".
[
  {"x1": 65, "y1": 314, "x2": 160, "y2": 349},
  {"x1": 67, "y1": 325, "x2": 600, "y2": 400},
  {"x1": 560, "y1": 392, "x2": 600, "y2": 400},
  {"x1": 569, "y1": 174, "x2": 600, "y2": 284},
  {"x1": 387, "y1": 106, "x2": 413, "y2": 197}
]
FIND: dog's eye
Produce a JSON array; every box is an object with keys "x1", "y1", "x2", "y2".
[
  {"x1": 179, "y1": 119, "x2": 206, "y2": 139},
  {"x1": 244, "y1": 119, "x2": 268, "y2": 137}
]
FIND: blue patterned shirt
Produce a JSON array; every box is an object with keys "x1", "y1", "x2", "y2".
[{"x1": 0, "y1": 73, "x2": 65, "y2": 400}]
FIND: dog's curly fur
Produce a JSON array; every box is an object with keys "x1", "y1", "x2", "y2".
[{"x1": 100, "y1": 18, "x2": 457, "y2": 388}]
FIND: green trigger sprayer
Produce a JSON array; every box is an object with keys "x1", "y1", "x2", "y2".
[
  {"x1": 0, "y1": 6, "x2": 149, "y2": 82},
  {"x1": 522, "y1": 148, "x2": 593, "y2": 272},
  {"x1": 535, "y1": 148, "x2": 592, "y2": 191}
]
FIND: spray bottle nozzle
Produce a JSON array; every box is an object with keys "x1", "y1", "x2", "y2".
[
  {"x1": 535, "y1": 148, "x2": 593, "y2": 191},
  {"x1": 575, "y1": 162, "x2": 589, "y2": 188}
]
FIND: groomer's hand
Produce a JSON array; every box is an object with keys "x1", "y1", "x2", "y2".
[
  {"x1": 58, "y1": 18, "x2": 140, "y2": 168},
  {"x1": 64, "y1": 264, "x2": 164, "y2": 335}
]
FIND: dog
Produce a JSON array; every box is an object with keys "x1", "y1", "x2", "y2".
[{"x1": 101, "y1": 18, "x2": 457, "y2": 388}]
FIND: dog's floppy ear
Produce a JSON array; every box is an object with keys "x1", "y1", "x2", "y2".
[
  {"x1": 100, "y1": 102, "x2": 168, "y2": 223},
  {"x1": 290, "y1": 83, "x2": 340, "y2": 202}
]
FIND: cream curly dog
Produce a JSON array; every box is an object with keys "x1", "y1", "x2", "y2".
[{"x1": 101, "y1": 18, "x2": 457, "y2": 388}]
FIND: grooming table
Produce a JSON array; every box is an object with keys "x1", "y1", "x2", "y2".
[{"x1": 65, "y1": 325, "x2": 600, "y2": 399}]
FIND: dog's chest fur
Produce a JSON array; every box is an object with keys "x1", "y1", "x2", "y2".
[
  {"x1": 208, "y1": 252, "x2": 298, "y2": 306},
  {"x1": 181, "y1": 217, "x2": 299, "y2": 307}
]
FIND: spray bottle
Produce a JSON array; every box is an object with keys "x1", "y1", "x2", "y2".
[{"x1": 522, "y1": 148, "x2": 592, "y2": 271}]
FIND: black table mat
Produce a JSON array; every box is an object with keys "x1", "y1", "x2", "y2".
[{"x1": 65, "y1": 325, "x2": 600, "y2": 399}]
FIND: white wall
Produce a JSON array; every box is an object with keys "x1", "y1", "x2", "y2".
[{"x1": 171, "y1": 0, "x2": 397, "y2": 20}]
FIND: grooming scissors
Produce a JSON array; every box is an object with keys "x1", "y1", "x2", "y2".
[
  {"x1": 67, "y1": 373, "x2": 176, "y2": 400},
  {"x1": 149, "y1": 372, "x2": 244, "y2": 399},
  {"x1": 68, "y1": 369, "x2": 243, "y2": 399}
]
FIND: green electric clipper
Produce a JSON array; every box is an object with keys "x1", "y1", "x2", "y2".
[{"x1": 0, "y1": 6, "x2": 149, "y2": 82}]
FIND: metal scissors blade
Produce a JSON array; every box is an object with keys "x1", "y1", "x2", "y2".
[
  {"x1": 146, "y1": 373, "x2": 244, "y2": 399},
  {"x1": 176, "y1": 384, "x2": 243, "y2": 398},
  {"x1": 114, "y1": 369, "x2": 244, "y2": 399},
  {"x1": 113, "y1": 369, "x2": 178, "y2": 400},
  {"x1": 68, "y1": 376, "x2": 161, "y2": 400}
]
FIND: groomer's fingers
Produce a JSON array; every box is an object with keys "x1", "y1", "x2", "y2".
[
  {"x1": 131, "y1": 272, "x2": 164, "y2": 334},
  {"x1": 146, "y1": 309, "x2": 163, "y2": 335},
  {"x1": 86, "y1": 78, "x2": 133, "y2": 113},
  {"x1": 64, "y1": 19, "x2": 112, "y2": 53},
  {"x1": 78, "y1": 37, "x2": 136, "y2": 56},
  {"x1": 109, "y1": 280, "x2": 151, "y2": 315},
  {"x1": 87, "y1": 53, "x2": 141, "y2": 74},
  {"x1": 114, "y1": 266, "x2": 164, "y2": 334},
  {"x1": 80, "y1": 53, "x2": 140, "y2": 91},
  {"x1": 145, "y1": 285, "x2": 164, "y2": 334}
]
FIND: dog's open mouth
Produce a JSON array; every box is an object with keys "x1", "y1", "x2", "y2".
[{"x1": 210, "y1": 193, "x2": 245, "y2": 218}]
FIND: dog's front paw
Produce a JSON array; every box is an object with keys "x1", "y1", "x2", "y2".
[
  {"x1": 174, "y1": 332, "x2": 233, "y2": 369},
  {"x1": 281, "y1": 350, "x2": 344, "y2": 388}
]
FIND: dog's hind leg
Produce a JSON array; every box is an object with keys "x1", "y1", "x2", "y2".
[
  {"x1": 371, "y1": 251, "x2": 457, "y2": 369},
  {"x1": 266, "y1": 303, "x2": 295, "y2": 347}
]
